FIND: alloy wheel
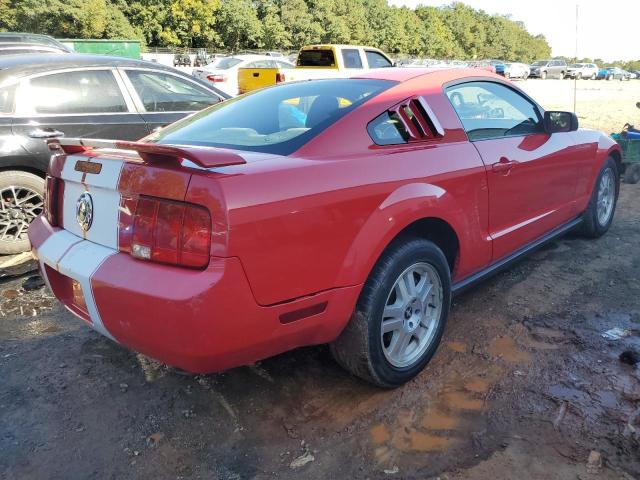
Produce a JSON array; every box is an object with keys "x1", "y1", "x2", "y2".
[
  {"x1": 0, "y1": 186, "x2": 44, "y2": 243},
  {"x1": 380, "y1": 262, "x2": 443, "y2": 368},
  {"x1": 596, "y1": 168, "x2": 615, "y2": 227}
]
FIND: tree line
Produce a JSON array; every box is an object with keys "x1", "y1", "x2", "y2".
[{"x1": 0, "y1": 0, "x2": 556, "y2": 61}]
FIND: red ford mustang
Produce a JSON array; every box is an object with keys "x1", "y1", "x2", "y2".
[{"x1": 29, "y1": 68, "x2": 622, "y2": 387}]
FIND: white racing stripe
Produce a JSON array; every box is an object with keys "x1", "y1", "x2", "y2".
[
  {"x1": 61, "y1": 154, "x2": 125, "y2": 250},
  {"x1": 56, "y1": 240, "x2": 117, "y2": 340},
  {"x1": 38, "y1": 230, "x2": 118, "y2": 341}
]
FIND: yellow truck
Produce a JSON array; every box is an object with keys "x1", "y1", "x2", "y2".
[{"x1": 238, "y1": 44, "x2": 393, "y2": 95}]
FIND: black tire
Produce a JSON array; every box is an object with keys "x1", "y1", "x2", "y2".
[
  {"x1": 579, "y1": 157, "x2": 619, "y2": 238},
  {"x1": 625, "y1": 164, "x2": 640, "y2": 184},
  {"x1": 540, "y1": 71, "x2": 547, "y2": 80},
  {"x1": 330, "y1": 238, "x2": 451, "y2": 388},
  {"x1": 523, "y1": 72, "x2": 529, "y2": 80},
  {"x1": 576, "y1": 73, "x2": 582, "y2": 80},
  {"x1": 0, "y1": 171, "x2": 45, "y2": 255},
  {"x1": 591, "y1": 73, "x2": 597, "y2": 80}
]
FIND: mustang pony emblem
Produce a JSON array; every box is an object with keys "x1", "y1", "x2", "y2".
[{"x1": 76, "y1": 192, "x2": 93, "y2": 232}]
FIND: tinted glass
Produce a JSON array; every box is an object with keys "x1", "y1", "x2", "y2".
[
  {"x1": 127, "y1": 70, "x2": 220, "y2": 112},
  {"x1": 28, "y1": 70, "x2": 127, "y2": 114},
  {"x1": 0, "y1": 84, "x2": 15, "y2": 114},
  {"x1": 276, "y1": 61, "x2": 294, "y2": 69},
  {"x1": 531, "y1": 61, "x2": 548, "y2": 66},
  {"x1": 209, "y1": 57, "x2": 242, "y2": 69},
  {"x1": 446, "y1": 81, "x2": 543, "y2": 141},
  {"x1": 148, "y1": 79, "x2": 394, "y2": 155},
  {"x1": 365, "y1": 50, "x2": 392, "y2": 69},
  {"x1": 297, "y1": 49, "x2": 336, "y2": 67},
  {"x1": 245, "y1": 60, "x2": 275, "y2": 68},
  {"x1": 367, "y1": 111, "x2": 409, "y2": 145},
  {"x1": 342, "y1": 49, "x2": 363, "y2": 69}
]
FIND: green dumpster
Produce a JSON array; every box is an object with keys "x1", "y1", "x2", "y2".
[{"x1": 58, "y1": 39, "x2": 141, "y2": 59}]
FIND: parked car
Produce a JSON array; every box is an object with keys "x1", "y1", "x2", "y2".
[
  {"x1": 0, "y1": 54, "x2": 228, "y2": 254},
  {"x1": 0, "y1": 42, "x2": 68, "y2": 55},
  {"x1": 193, "y1": 54, "x2": 294, "y2": 96},
  {"x1": 629, "y1": 71, "x2": 639, "y2": 80},
  {"x1": 502, "y1": 62, "x2": 530, "y2": 79},
  {"x1": 603, "y1": 67, "x2": 631, "y2": 81},
  {"x1": 488, "y1": 60, "x2": 506, "y2": 76},
  {"x1": 566, "y1": 63, "x2": 599, "y2": 80},
  {"x1": 0, "y1": 32, "x2": 72, "y2": 52},
  {"x1": 31, "y1": 68, "x2": 621, "y2": 387},
  {"x1": 529, "y1": 59, "x2": 567, "y2": 79},
  {"x1": 173, "y1": 53, "x2": 191, "y2": 67},
  {"x1": 237, "y1": 44, "x2": 393, "y2": 94}
]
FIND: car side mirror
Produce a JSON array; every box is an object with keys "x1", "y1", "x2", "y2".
[{"x1": 544, "y1": 111, "x2": 578, "y2": 133}]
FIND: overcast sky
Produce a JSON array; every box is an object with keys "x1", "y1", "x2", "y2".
[{"x1": 388, "y1": 0, "x2": 638, "y2": 61}]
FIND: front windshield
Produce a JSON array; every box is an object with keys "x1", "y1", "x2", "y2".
[
  {"x1": 531, "y1": 61, "x2": 547, "y2": 66},
  {"x1": 207, "y1": 57, "x2": 242, "y2": 70},
  {"x1": 147, "y1": 78, "x2": 394, "y2": 155}
]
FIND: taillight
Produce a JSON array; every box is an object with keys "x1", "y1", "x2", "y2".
[
  {"x1": 131, "y1": 196, "x2": 211, "y2": 269},
  {"x1": 44, "y1": 175, "x2": 61, "y2": 226},
  {"x1": 276, "y1": 72, "x2": 286, "y2": 83},
  {"x1": 206, "y1": 74, "x2": 226, "y2": 83}
]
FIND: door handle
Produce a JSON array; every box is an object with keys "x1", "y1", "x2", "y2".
[
  {"x1": 28, "y1": 128, "x2": 65, "y2": 139},
  {"x1": 491, "y1": 158, "x2": 518, "y2": 173}
]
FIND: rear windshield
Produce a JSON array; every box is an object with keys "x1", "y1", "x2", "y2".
[
  {"x1": 297, "y1": 49, "x2": 336, "y2": 68},
  {"x1": 148, "y1": 79, "x2": 394, "y2": 155},
  {"x1": 208, "y1": 57, "x2": 242, "y2": 70}
]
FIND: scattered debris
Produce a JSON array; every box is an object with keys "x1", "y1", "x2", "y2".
[
  {"x1": 601, "y1": 327, "x2": 631, "y2": 340},
  {"x1": 620, "y1": 350, "x2": 640, "y2": 366},
  {"x1": 119, "y1": 383, "x2": 128, "y2": 393},
  {"x1": 283, "y1": 421, "x2": 299, "y2": 439},
  {"x1": 586, "y1": 450, "x2": 602, "y2": 474},
  {"x1": 147, "y1": 432, "x2": 164, "y2": 446},
  {"x1": 384, "y1": 465, "x2": 399, "y2": 475},
  {"x1": 289, "y1": 451, "x2": 315, "y2": 469},
  {"x1": 623, "y1": 408, "x2": 640, "y2": 443},
  {"x1": 553, "y1": 401, "x2": 567, "y2": 430},
  {"x1": 22, "y1": 275, "x2": 45, "y2": 291}
]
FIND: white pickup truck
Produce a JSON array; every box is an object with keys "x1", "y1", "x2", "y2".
[{"x1": 237, "y1": 44, "x2": 394, "y2": 94}]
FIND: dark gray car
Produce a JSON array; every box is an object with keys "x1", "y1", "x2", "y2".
[
  {"x1": 529, "y1": 59, "x2": 568, "y2": 79},
  {"x1": 0, "y1": 54, "x2": 228, "y2": 254}
]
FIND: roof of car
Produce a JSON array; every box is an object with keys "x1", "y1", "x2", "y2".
[
  {"x1": 356, "y1": 67, "x2": 503, "y2": 83},
  {"x1": 0, "y1": 54, "x2": 185, "y2": 83}
]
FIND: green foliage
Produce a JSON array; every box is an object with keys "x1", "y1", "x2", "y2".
[
  {"x1": 0, "y1": 0, "x2": 592, "y2": 64},
  {"x1": 0, "y1": 0, "x2": 142, "y2": 40}
]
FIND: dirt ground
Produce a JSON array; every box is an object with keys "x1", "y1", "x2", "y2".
[
  {"x1": 2, "y1": 81, "x2": 640, "y2": 480},
  {"x1": 519, "y1": 78, "x2": 640, "y2": 134}
]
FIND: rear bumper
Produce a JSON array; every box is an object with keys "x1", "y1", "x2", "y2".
[{"x1": 29, "y1": 216, "x2": 360, "y2": 373}]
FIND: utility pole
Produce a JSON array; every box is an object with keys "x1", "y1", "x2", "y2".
[{"x1": 574, "y1": 4, "x2": 579, "y2": 113}]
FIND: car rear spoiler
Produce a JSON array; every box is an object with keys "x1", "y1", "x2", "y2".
[{"x1": 47, "y1": 138, "x2": 247, "y2": 169}]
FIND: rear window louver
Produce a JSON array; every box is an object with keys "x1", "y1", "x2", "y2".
[{"x1": 389, "y1": 96, "x2": 444, "y2": 142}]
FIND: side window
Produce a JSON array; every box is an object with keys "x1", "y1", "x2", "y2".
[
  {"x1": 0, "y1": 84, "x2": 16, "y2": 114},
  {"x1": 446, "y1": 81, "x2": 543, "y2": 141},
  {"x1": 367, "y1": 111, "x2": 409, "y2": 145},
  {"x1": 126, "y1": 70, "x2": 220, "y2": 112},
  {"x1": 27, "y1": 70, "x2": 127, "y2": 114},
  {"x1": 342, "y1": 49, "x2": 363, "y2": 69},
  {"x1": 365, "y1": 51, "x2": 392, "y2": 69}
]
